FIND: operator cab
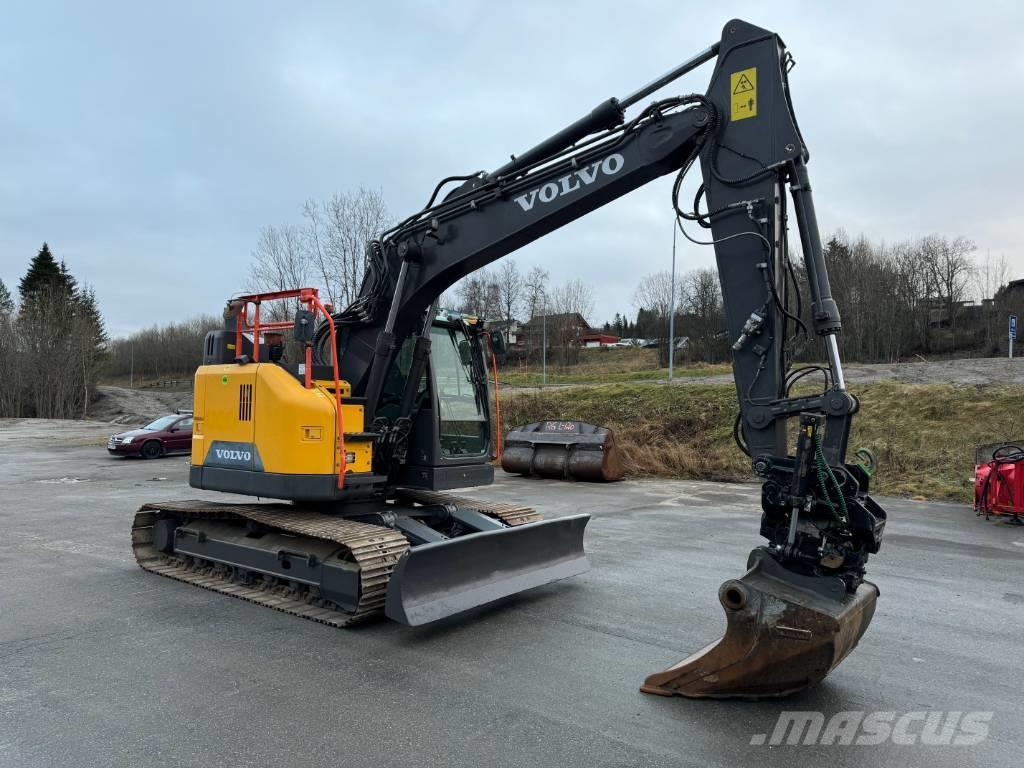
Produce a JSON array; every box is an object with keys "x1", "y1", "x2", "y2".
[{"x1": 381, "y1": 311, "x2": 495, "y2": 490}]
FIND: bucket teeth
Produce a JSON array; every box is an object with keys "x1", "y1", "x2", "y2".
[{"x1": 641, "y1": 548, "x2": 879, "y2": 700}]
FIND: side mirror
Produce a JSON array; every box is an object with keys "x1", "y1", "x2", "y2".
[
  {"x1": 490, "y1": 330, "x2": 506, "y2": 355},
  {"x1": 293, "y1": 308, "x2": 315, "y2": 343},
  {"x1": 458, "y1": 339, "x2": 473, "y2": 366}
]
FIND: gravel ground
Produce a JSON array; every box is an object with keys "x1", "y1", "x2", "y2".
[
  {"x1": 505, "y1": 357, "x2": 1024, "y2": 392},
  {"x1": 87, "y1": 385, "x2": 193, "y2": 425},
  {"x1": 681, "y1": 356, "x2": 1024, "y2": 387}
]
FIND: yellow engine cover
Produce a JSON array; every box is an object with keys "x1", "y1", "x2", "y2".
[{"x1": 192, "y1": 363, "x2": 372, "y2": 478}]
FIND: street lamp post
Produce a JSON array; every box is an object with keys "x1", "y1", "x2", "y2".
[
  {"x1": 542, "y1": 291, "x2": 547, "y2": 386},
  {"x1": 668, "y1": 218, "x2": 677, "y2": 382}
]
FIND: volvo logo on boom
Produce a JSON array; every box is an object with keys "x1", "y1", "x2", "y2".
[{"x1": 513, "y1": 153, "x2": 625, "y2": 212}]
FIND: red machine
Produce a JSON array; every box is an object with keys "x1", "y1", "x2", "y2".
[{"x1": 975, "y1": 443, "x2": 1024, "y2": 524}]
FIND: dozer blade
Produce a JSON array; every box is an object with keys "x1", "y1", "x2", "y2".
[
  {"x1": 641, "y1": 548, "x2": 879, "y2": 699},
  {"x1": 384, "y1": 514, "x2": 590, "y2": 626}
]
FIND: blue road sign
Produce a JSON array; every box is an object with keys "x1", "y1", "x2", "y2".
[{"x1": 1011, "y1": 314, "x2": 1018, "y2": 340}]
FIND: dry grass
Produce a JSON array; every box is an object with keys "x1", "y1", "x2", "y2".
[
  {"x1": 499, "y1": 349, "x2": 730, "y2": 386},
  {"x1": 501, "y1": 382, "x2": 1024, "y2": 501}
]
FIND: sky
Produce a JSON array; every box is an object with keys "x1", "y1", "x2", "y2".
[{"x1": 1, "y1": 1, "x2": 1022, "y2": 337}]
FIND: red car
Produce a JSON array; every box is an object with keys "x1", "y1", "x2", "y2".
[{"x1": 107, "y1": 412, "x2": 194, "y2": 459}]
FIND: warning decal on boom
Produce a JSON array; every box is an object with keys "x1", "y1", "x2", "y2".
[{"x1": 730, "y1": 67, "x2": 757, "y2": 121}]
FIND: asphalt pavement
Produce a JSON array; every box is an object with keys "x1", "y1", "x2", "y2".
[{"x1": 1, "y1": 422, "x2": 1021, "y2": 768}]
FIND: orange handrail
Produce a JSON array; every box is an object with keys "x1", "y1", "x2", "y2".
[
  {"x1": 486, "y1": 331, "x2": 502, "y2": 461},
  {"x1": 308, "y1": 292, "x2": 346, "y2": 488}
]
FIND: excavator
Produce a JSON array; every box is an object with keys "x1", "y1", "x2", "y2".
[{"x1": 131, "y1": 19, "x2": 887, "y2": 699}]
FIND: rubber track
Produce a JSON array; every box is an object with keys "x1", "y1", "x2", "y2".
[{"x1": 131, "y1": 492, "x2": 541, "y2": 626}]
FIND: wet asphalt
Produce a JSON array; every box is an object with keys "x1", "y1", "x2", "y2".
[{"x1": 1, "y1": 431, "x2": 1021, "y2": 768}]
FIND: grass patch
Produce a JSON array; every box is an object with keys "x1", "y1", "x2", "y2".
[
  {"x1": 501, "y1": 381, "x2": 1024, "y2": 501},
  {"x1": 499, "y1": 362, "x2": 730, "y2": 386}
]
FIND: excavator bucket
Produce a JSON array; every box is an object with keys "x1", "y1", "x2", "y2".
[
  {"x1": 641, "y1": 548, "x2": 879, "y2": 699},
  {"x1": 501, "y1": 421, "x2": 624, "y2": 482},
  {"x1": 384, "y1": 514, "x2": 590, "y2": 625}
]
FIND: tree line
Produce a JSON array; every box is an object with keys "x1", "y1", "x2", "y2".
[
  {"x1": 245, "y1": 188, "x2": 1016, "y2": 367},
  {"x1": 105, "y1": 315, "x2": 223, "y2": 383},
  {"x1": 628, "y1": 231, "x2": 1016, "y2": 366},
  {"x1": 0, "y1": 244, "x2": 107, "y2": 418}
]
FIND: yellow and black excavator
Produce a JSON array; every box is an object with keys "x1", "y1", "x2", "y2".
[{"x1": 131, "y1": 19, "x2": 886, "y2": 699}]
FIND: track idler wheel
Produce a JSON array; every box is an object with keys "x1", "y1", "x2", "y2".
[{"x1": 641, "y1": 548, "x2": 879, "y2": 700}]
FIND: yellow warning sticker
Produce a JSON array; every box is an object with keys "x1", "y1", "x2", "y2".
[{"x1": 730, "y1": 67, "x2": 757, "y2": 121}]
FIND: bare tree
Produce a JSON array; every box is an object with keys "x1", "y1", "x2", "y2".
[
  {"x1": 680, "y1": 268, "x2": 725, "y2": 361},
  {"x1": 974, "y1": 250, "x2": 1009, "y2": 351},
  {"x1": 920, "y1": 234, "x2": 976, "y2": 347},
  {"x1": 247, "y1": 224, "x2": 309, "y2": 320},
  {"x1": 496, "y1": 259, "x2": 524, "y2": 322},
  {"x1": 633, "y1": 271, "x2": 677, "y2": 322},
  {"x1": 548, "y1": 278, "x2": 594, "y2": 365},
  {"x1": 550, "y1": 278, "x2": 594, "y2": 323},
  {"x1": 523, "y1": 266, "x2": 549, "y2": 321},
  {"x1": 680, "y1": 269, "x2": 721, "y2": 318},
  {"x1": 975, "y1": 250, "x2": 1009, "y2": 302},
  {"x1": 107, "y1": 316, "x2": 222, "y2": 382},
  {"x1": 0, "y1": 283, "x2": 19, "y2": 415},
  {"x1": 302, "y1": 188, "x2": 390, "y2": 308},
  {"x1": 455, "y1": 268, "x2": 500, "y2": 318},
  {"x1": 633, "y1": 270, "x2": 684, "y2": 364}
]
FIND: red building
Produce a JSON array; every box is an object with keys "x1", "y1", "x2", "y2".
[{"x1": 580, "y1": 332, "x2": 620, "y2": 348}]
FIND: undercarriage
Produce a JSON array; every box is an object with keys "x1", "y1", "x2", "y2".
[{"x1": 132, "y1": 491, "x2": 589, "y2": 627}]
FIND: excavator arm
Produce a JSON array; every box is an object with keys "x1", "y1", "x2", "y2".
[{"x1": 319, "y1": 18, "x2": 886, "y2": 697}]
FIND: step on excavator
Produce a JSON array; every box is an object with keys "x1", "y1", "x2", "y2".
[{"x1": 131, "y1": 19, "x2": 886, "y2": 698}]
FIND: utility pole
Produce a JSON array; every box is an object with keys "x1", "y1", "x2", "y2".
[
  {"x1": 668, "y1": 218, "x2": 677, "y2": 382},
  {"x1": 542, "y1": 291, "x2": 547, "y2": 386},
  {"x1": 130, "y1": 343, "x2": 134, "y2": 389}
]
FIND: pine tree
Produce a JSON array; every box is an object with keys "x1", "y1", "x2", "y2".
[
  {"x1": 59, "y1": 259, "x2": 80, "y2": 300},
  {"x1": 0, "y1": 279, "x2": 13, "y2": 315},
  {"x1": 72, "y1": 285, "x2": 108, "y2": 417},
  {"x1": 76, "y1": 285, "x2": 108, "y2": 352},
  {"x1": 18, "y1": 243, "x2": 67, "y2": 299}
]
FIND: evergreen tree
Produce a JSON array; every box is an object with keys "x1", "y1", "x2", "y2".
[
  {"x1": 0, "y1": 278, "x2": 13, "y2": 315},
  {"x1": 19, "y1": 243, "x2": 67, "y2": 299},
  {"x1": 59, "y1": 259, "x2": 80, "y2": 300},
  {"x1": 76, "y1": 285, "x2": 108, "y2": 352}
]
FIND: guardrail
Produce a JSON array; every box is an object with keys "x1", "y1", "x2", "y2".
[{"x1": 140, "y1": 379, "x2": 193, "y2": 389}]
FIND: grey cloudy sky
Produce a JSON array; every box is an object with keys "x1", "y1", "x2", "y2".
[{"x1": 1, "y1": 1, "x2": 1021, "y2": 336}]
